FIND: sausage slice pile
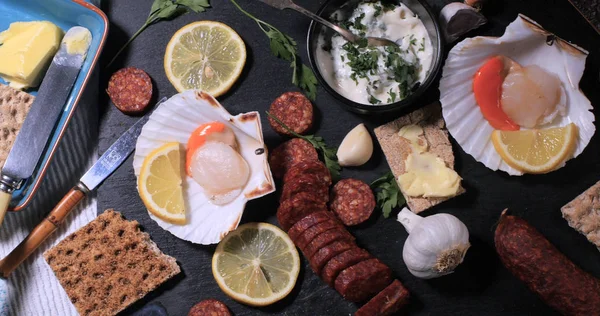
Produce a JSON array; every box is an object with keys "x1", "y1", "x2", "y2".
[{"x1": 271, "y1": 135, "x2": 410, "y2": 314}]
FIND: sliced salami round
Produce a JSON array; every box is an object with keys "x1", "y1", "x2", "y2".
[
  {"x1": 283, "y1": 160, "x2": 331, "y2": 187},
  {"x1": 107, "y1": 67, "x2": 153, "y2": 114},
  {"x1": 280, "y1": 173, "x2": 329, "y2": 204},
  {"x1": 303, "y1": 227, "x2": 355, "y2": 259},
  {"x1": 268, "y1": 91, "x2": 313, "y2": 136},
  {"x1": 269, "y1": 138, "x2": 318, "y2": 178},
  {"x1": 276, "y1": 192, "x2": 327, "y2": 231},
  {"x1": 330, "y1": 178, "x2": 376, "y2": 226},
  {"x1": 309, "y1": 240, "x2": 355, "y2": 275},
  {"x1": 322, "y1": 247, "x2": 373, "y2": 286},
  {"x1": 334, "y1": 258, "x2": 392, "y2": 302},
  {"x1": 288, "y1": 211, "x2": 335, "y2": 242},
  {"x1": 294, "y1": 218, "x2": 343, "y2": 251},
  {"x1": 355, "y1": 280, "x2": 410, "y2": 316},
  {"x1": 188, "y1": 299, "x2": 231, "y2": 316}
]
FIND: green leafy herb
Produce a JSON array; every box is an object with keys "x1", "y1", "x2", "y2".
[
  {"x1": 353, "y1": 13, "x2": 367, "y2": 32},
  {"x1": 230, "y1": 0, "x2": 318, "y2": 100},
  {"x1": 371, "y1": 172, "x2": 405, "y2": 218},
  {"x1": 387, "y1": 89, "x2": 397, "y2": 103},
  {"x1": 409, "y1": 34, "x2": 417, "y2": 47},
  {"x1": 107, "y1": 0, "x2": 210, "y2": 67},
  {"x1": 386, "y1": 49, "x2": 418, "y2": 99},
  {"x1": 368, "y1": 95, "x2": 381, "y2": 105},
  {"x1": 419, "y1": 38, "x2": 425, "y2": 52},
  {"x1": 343, "y1": 42, "x2": 379, "y2": 82},
  {"x1": 373, "y1": 5, "x2": 383, "y2": 17},
  {"x1": 266, "y1": 111, "x2": 341, "y2": 180}
]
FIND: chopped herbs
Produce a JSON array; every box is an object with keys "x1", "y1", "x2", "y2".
[
  {"x1": 374, "y1": 5, "x2": 383, "y2": 17},
  {"x1": 387, "y1": 89, "x2": 397, "y2": 103},
  {"x1": 419, "y1": 38, "x2": 425, "y2": 52},
  {"x1": 368, "y1": 95, "x2": 381, "y2": 105}
]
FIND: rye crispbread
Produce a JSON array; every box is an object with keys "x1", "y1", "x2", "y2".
[
  {"x1": 561, "y1": 180, "x2": 600, "y2": 249},
  {"x1": 44, "y1": 209, "x2": 180, "y2": 316},
  {"x1": 0, "y1": 83, "x2": 35, "y2": 168},
  {"x1": 374, "y1": 102, "x2": 464, "y2": 213}
]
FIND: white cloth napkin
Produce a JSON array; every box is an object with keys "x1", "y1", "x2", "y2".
[{"x1": 0, "y1": 5, "x2": 102, "y2": 310}]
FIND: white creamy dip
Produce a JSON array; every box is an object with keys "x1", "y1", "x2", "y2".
[{"x1": 317, "y1": 2, "x2": 433, "y2": 105}]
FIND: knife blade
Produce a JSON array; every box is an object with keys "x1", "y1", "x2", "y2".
[
  {"x1": 257, "y1": 0, "x2": 295, "y2": 10},
  {"x1": 0, "y1": 101, "x2": 163, "y2": 277},
  {"x1": 0, "y1": 27, "x2": 92, "y2": 227}
]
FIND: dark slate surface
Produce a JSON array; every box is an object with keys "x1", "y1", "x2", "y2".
[{"x1": 97, "y1": 0, "x2": 600, "y2": 315}]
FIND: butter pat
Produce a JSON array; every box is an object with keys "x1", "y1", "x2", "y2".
[
  {"x1": 337, "y1": 123, "x2": 373, "y2": 167},
  {"x1": 64, "y1": 27, "x2": 92, "y2": 55},
  {"x1": 397, "y1": 125, "x2": 461, "y2": 197},
  {"x1": 0, "y1": 21, "x2": 63, "y2": 89}
]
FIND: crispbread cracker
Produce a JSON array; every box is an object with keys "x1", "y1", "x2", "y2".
[
  {"x1": 561, "y1": 181, "x2": 600, "y2": 249},
  {"x1": 44, "y1": 209, "x2": 180, "y2": 316},
  {"x1": 374, "y1": 102, "x2": 464, "y2": 213},
  {"x1": 0, "y1": 83, "x2": 35, "y2": 168}
]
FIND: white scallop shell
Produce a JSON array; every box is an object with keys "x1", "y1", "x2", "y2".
[
  {"x1": 439, "y1": 14, "x2": 594, "y2": 175},
  {"x1": 133, "y1": 90, "x2": 275, "y2": 244}
]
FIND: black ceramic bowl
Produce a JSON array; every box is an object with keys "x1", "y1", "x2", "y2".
[{"x1": 307, "y1": 0, "x2": 444, "y2": 115}]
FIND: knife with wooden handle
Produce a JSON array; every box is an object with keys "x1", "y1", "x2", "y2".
[
  {"x1": 0, "y1": 108, "x2": 159, "y2": 277},
  {"x1": 0, "y1": 27, "x2": 92, "y2": 227}
]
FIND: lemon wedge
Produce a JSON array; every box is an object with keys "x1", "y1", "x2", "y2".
[
  {"x1": 212, "y1": 222, "x2": 300, "y2": 306},
  {"x1": 138, "y1": 142, "x2": 186, "y2": 224},
  {"x1": 164, "y1": 21, "x2": 246, "y2": 97},
  {"x1": 491, "y1": 123, "x2": 578, "y2": 174}
]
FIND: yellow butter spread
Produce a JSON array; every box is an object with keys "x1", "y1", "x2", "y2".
[
  {"x1": 64, "y1": 27, "x2": 92, "y2": 55},
  {"x1": 0, "y1": 21, "x2": 63, "y2": 89},
  {"x1": 397, "y1": 124, "x2": 461, "y2": 198}
]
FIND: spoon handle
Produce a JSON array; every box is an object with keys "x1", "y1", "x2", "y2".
[{"x1": 287, "y1": 3, "x2": 358, "y2": 43}]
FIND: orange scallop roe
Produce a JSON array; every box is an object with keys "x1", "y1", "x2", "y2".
[{"x1": 473, "y1": 56, "x2": 520, "y2": 131}]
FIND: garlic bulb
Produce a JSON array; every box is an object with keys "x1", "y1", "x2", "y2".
[
  {"x1": 397, "y1": 207, "x2": 470, "y2": 279},
  {"x1": 337, "y1": 123, "x2": 373, "y2": 167}
]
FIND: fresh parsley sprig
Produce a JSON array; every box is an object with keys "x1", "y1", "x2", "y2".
[
  {"x1": 230, "y1": 0, "x2": 318, "y2": 100},
  {"x1": 266, "y1": 111, "x2": 341, "y2": 180},
  {"x1": 107, "y1": 0, "x2": 211, "y2": 67},
  {"x1": 371, "y1": 171, "x2": 405, "y2": 218}
]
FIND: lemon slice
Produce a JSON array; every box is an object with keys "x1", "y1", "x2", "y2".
[
  {"x1": 491, "y1": 123, "x2": 578, "y2": 174},
  {"x1": 138, "y1": 142, "x2": 186, "y2": 224},
  {"x1": 164, "y1": 21, "x2": 246, "y2": 97},
  {"x1": 212, "y1": 222, "x2": 300, "y2": 306}
]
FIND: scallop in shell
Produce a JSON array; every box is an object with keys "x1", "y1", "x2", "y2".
[
  {"x1": 133, "y1": 90, "x2": 275, "y2": 244},
  {"x1": 439, "y1": 14, "x2": 594, "y2": 175}
]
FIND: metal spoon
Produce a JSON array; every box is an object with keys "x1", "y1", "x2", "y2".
[{"x1": 258, "y1": 0, "x2": 399, "y2": 48}]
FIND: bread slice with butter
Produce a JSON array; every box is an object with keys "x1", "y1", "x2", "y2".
[
  {"x1": 0, "y1": 83, "x2": 35, "y2": 168},
  {"x1": 374, "y1": 102, "x2": 464, "y2": 213}
]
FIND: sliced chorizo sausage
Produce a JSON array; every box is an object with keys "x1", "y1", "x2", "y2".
[
  {"x1": 334, "y1": 258, "x2": 392, "y2": 303},
  {"x1": 354, "y1": 280, "x2": 410, "y2": 316},
  {"x1": 287, "y1": 211, "x2": 335, "y2": 243},
  {"x1": 280, "y1": 173, "x2": 329, "y2": 204},
  {"x1": 302, "y1": 227, "x2": 355, "y2": 259},
  {"x1": 107, "y1": 67, "x2": 153, "y2": 114},
  {"x1": 188, "y1": 299, "x2": 231, "y2": 316},
  {"x1": 269, "y1": 138, "x2": 318, "y2": 178},
  {"x1": 276, "y1": 192, "x2": 327, "y2": 231},
  {"x1": 283, "y1": 160, "x2": 331, "y2": 187},
  {"x1": 293, "y1": 218, "x2": 343, "y2": 250},
  {"x1": 268, "y1": 92, "x2": 313, "y2": 136},
  {"x1": 309, "y1": 240, "x2": 355, "y2": 275},
  {"x1": 330, "y1": 179, "x2": 376, "y2": 226},
  {"x1": 322, "y1": 247, "x2": 373, "y2": 286}
]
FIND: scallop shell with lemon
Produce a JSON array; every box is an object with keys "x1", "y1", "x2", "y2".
[
  {"x1": 134, "y1": 90, "x2": 275, "y2": 245},
  {"x1": 439, "y1": 14, "x2": 594, "y2": 175}
]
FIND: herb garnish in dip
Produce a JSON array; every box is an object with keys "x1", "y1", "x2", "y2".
[{"x1": 317, "y1": 1, "x2": 433, "y2": 105}]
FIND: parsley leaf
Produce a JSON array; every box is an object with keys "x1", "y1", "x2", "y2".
[
  {"x1": 371, "y1": 172, "x2": 405, "y2": 218},
  {"x1": 419, "y1": 38, "x2": 425, "y2": 52},
  {"x1": 108, "y1": 0, "x2": 211, "y2": 67},
  {"x1": 266, "y1": 111, "x2": 341, "y2": 180},
  {"x1": 368, "y1": 95, "x2": 381, "y2": 105},
  {"x1": 230, "y1": 0, "x2": 318, "y2": 100},
  {"x1": 387, "y1": 89, "x2": 397, "y2": 103}
]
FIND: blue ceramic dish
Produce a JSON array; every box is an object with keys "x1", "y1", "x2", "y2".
[{"x1": 0, "y1": 0, "x2": 108, "y2": 211}]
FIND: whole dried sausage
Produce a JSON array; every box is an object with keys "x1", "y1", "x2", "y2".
[
  {"x1": 322, "y1": 248, "x2": 373, "y2": 286},
  {"x1": 283, "y1": 160, "x2": 331, "y2": 187},
  {"x1": 280, "y1": 173, "x2": 329, "y2": 204},
  {"x1": 495, "y1": 211, "x2": 600, "y2": 315},
  {"x1": 303, "y1": 228, "x2": 355, "y2": 259},
  {"x1": 334, "y1": 258, "x2": 392, "y2": 302},
  {"x1": 330, "y1": 179, "x2": 376, "y2": 226},
  {"x1": 107, "y1": 67, "x2": 153, "y2": 114},
  {"x1": 277, "y1": 192, "x2": 327, "y2": 231},
  {"x1": 354, "y1": 280, "x2": 410, "y2": 316},
  {"x1": 294, "y1": 219, "x2": 343, "y2": 251},
  {"x1": 288, "y1": 211, "x2": 335, "y2": 243},
  {"x1": 268, "y1": 92, "x2": 313, "y2": 136},
  {"x1": 188, "y1": 299, "x2": 231, "y2": 316},
  {"x1": 269, "y1": 138, "x2": 318, "y2": 178},
  {"x1": 309, "y1": 240, "x2": 355, "y2": 275}
]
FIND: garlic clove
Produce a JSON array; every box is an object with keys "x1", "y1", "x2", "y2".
[
  {"x1": 337, "y1": 123, "x2": 373, "y2": 167},
  {"x1": 439, "y1": 2, "x2": 487, "y2": 43}
]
